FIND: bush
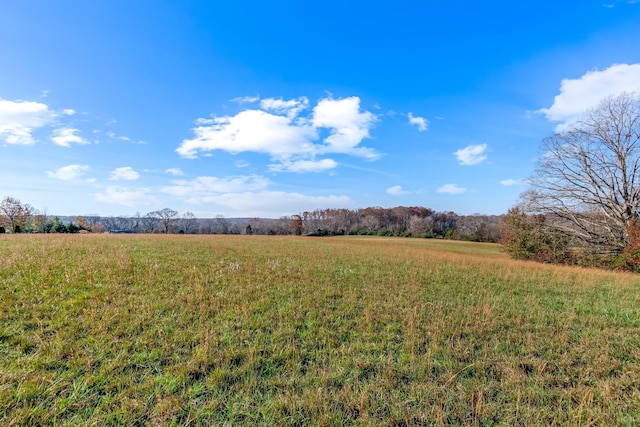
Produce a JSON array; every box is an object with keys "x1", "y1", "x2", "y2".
[
  {"x1": 500, "y1": 207, "x2": 573, "y2": 264},
  {"x1": 614, "y1": 220, "x2": 640, "y2": 272}
]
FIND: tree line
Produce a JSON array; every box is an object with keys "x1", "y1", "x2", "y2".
[{"x1": 0, "y1": 198, "x2": 503, "y2": 242}]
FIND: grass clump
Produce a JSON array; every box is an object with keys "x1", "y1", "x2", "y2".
[{"x1": 1, "y1": 234, "x2": 640, "y2": 425}]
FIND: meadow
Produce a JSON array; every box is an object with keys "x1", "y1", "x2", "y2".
[{"x1": 1, "y1": 234, "x2": 639, "y2": 426}]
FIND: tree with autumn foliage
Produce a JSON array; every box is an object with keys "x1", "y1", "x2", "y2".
[{"x1": 0, "y1": 197, "x2": 34, "y2": 233}]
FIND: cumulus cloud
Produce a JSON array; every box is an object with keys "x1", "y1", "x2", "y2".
[
  {"x1": 179, "y1": 109, "x2": 317, "y2": 159},
  {"x1": 94, "y1": 186, "x2": 159, "y2": 207},
  {"x1": 165, "y1": 168, "x2": 184, "y2": 176},
  {"x1": 312, "y1": 97, "x2": 378, "y2": 158},
  {"x1": 386, "y1": 185, "x2": 410, "y2": 195},
  {"x1": 454, "y1": 144, "x2": 488, "y2": 165},
  {"x1": 51, "y1": 128, "x2": 88, "y2": 147},
  {"x1": 0, "y1": 98, "x2": 56, "y2": 144},
  {"x1": 407, "y1": 112, "x2": 428, "y2": 132},
  {"x1": 46, "y1": 164, "x2": 90, "y2": 180},
  {"x1": 177, "y1": 96, "x2": 379, "y2": 170},
  {"x1": 109, "y1": 166, "x2": 140, "y2": 181},
  {"x1": 437, "y1": 184, "x2": 467, "y2": 194},
  {"x1": 539, "y1": 63, "x2": 640, "y2": 130}
]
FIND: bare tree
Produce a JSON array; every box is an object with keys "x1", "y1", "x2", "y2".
[
  {"x1": 215, "y1": 215, "x2": 230, "y2": 234},
  {"x1": 0, "y1": 197, "x2": 34, "y2": 233},
  {"x1": 524, "y1": 91, "x2": 640, "y2": 254},
  {"x1": 131, "y1": 212, "x2": 143, "y2": 233},
  {"x1": 150, "y1": 208, "x2": 179, "y2": 234},
  {"x1": 180, "y1": 211, "x2": 197, "y2": 234},
  {"x1": 409, "y1": 215, "x2": 434, "y2": 237},
  {"x1": 142, "y1": 212, "x2": 160, "y2": 233}
]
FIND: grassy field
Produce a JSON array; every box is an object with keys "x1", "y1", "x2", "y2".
[{"x1": 1, "y1": 235, "x2": 640, "y2": 426}]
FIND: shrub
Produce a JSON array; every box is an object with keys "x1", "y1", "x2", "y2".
[
  {"x1": 500, "y1": 207, "x2": 573, "y2": 264},
  {"x1": 614, "y1": 220, "x2": 640, "y2": 272}
]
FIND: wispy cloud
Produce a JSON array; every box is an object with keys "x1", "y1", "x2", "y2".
[
  {"x1": 105, "y1": 131, "x2": 131, "y2": 141},
  {"x1": 260, "y1": 97, "x2": 309, "y2": 118},
  {"x1": 190, "y1": 191, "x2": 351, "y2": 218},
  {"x1": 500, "y1": 178, "x2": 528, "y2": 186},
  {"x1": 46, "y1": 164, "x2": 90, "y2": 180},
  {"x1": 269, "y1": 158, "x2": 338, "y2": 173},
  {"x1": 161, "y1": 172, "x2": 350, "y2": 216},
  {"x1": 51, "y1": 128, "x2": 88, "y2": 147},
  {"x1": 386, "y1": 185, "x2": 410, "y2": 195},
  {"x1": 165, "y1": 168, "x2": 184, "y2": 176},
  {"x1": 454, "y1": 144, "x2": 488, "y2": 165},
  {"x1": 407, "y1": 112, "x2": 428, "y2": 132},
  {"x1": 94, "y1": 186, "x2": 158, "y2": 207},
  {"x1": 235, "y1": 160, "x2": 249, "y2": 168},
  {"x1": 437, "y1": 183, "x2": 467, "y2": 194},
  {"x1": 232, "y1": 95, "x2": 260, "y2": 104},
  {"x1": 162, "y1": 175, "x2": 270, "y2": 200},
  {"x1": 109, "y1": 166, "x2": 140, "y2": 181}
]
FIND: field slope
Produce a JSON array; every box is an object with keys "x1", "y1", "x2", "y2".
[{"x1": 1, "y1": 235, "x2": 640, "y2": 425}]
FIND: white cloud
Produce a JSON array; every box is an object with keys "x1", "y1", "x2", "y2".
[
  {"x1": 177, "y1": 96, "x2": 379, "y2": 169},
  {"x1": 454, "y1": 144, "x2": 488, "y2": 165},
  {"x1": 161, "y1": 173, "x2": 350, "y2": 216},
  {"x1": 194, "y1": 191, "x2": 351, "y2": 218},
  {"x1": 232, "y1": 95, "x2": 260, "y2": 104},
  {"x1": 94, "y1": 186, "x2": 159, "y2": 207},
  {"x1": 437, "y1": 184, "x2": 467, "y2": 194},
  {"x1": 0, "y1": 98, "x2": 56, "y2": 145},
  {"x1": 500, "y1": 178, "x2": 527, "y2": 186},
  {"x1": 63, "y1": 109, "x2": 76, "y2": 116},
  {"x1": 165, "y1": 168, "x2": 184, "y2": 176},
  {"x1": 162, "y1": 175, "x2": 270, "y2": 199},
  {"x1": 260, "y1": 97, "x2": 309, "y2": 118},
  {"x1": 178, "y1": 109, "x2": 317, "y2": 159},
  {"x1": 46, "y1": 164, "x2": 90, "y2": 180},
  {"x1": 51, "y1": 128, "x2": 88, "y2": 147},
  {"x1": 407, "y1": 112, "x2": 428, "y2": 132},
  {"x1": 109, "y1": 166, "x2": 140, "y2": 181},
  {"x1": 312, "y1": 96, "x2": 379, "y2": 159},
  {"x1": 105, "y1": 131, "x2": 131, "y2": 141},
  {"x1": 539, "y1": 63, "x2": 640, "y2": 130},
  {"x1": 269, "y1": 158, "x2": 338, "y2": 173},
  {"x1": 386, "y1": 185, "x2": 410, "y2": 195}
]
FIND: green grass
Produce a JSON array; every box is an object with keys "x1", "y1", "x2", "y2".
[{"x1": 1, "y1": 234, "x2": 640, "y2": 425}]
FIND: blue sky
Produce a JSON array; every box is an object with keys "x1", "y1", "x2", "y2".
[{"x1": 2, "y1": 0, "x2": 640, "y2": 218}]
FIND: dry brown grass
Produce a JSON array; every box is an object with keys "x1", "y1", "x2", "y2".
[{"x1": 1, "y1": 234, "x2": 639, "y2": 425}]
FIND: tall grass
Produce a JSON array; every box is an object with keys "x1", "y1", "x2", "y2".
[{"x1": 1, "y1": 234, "x2": 639, "y2": 425}]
